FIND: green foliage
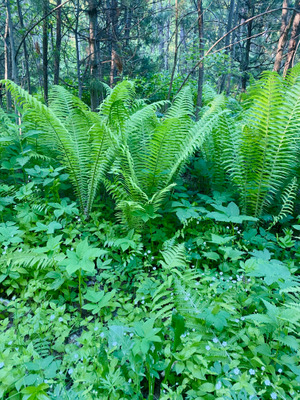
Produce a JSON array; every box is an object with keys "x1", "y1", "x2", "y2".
[
  {"x1": 106, "y1": 86, "x2": 223, "y2": 229},
  {"x1": 201, "y1": 66, "x2": 300, "y2": 218},
  {"x1": 1, "y1": 80, "x2": 116, "y2": 216},
  {"x1": 1, "y1": 68, "x2": 300, "y2": 400}
]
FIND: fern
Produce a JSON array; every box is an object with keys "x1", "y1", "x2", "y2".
[
  {"x1": 1, "y1": 250, "x2": 61, "y2": 270},
  {"x1": 152, "y1": 245, "x2": 203, "y2": 324},
  {"x1": 202, "y1": 66, "x2": 300, "y2": 218},
  {"x1": 269, "y1": 177, "x2": 298, "y2": 228},
  {"x1": 31, "y1": 337, "x2": 51, "y2": 358},
  {"x1": 106, "y1": 88, "x2": 222, "y2": 229},
  {"x1": 280, "y1": 286, "x2": 300, "y2": 331},
  {"x1": 99, "y1": 80, "x2": 135, "y2": 132},
  {"x1": 1, "y1": 80, "x2": 117, "y2": 216}
]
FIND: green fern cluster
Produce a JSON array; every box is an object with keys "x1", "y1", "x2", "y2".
[
  {"x1": 1, "y1": 80, "x2": 222, "y2": 228},
  {"x1": 105, "y1": 87, "x2": 223, "y2": 229},
  {"x1": 1, "y1": 80, "x2": 116, "y2": 216},
  {"x1": 201, "y1": 65, "x2": 300, "y2": 218}
]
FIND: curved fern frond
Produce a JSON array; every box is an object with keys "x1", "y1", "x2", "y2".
[
  {"x1": 85, "y1": 120, "x2": 116, "y2": 215},
  {"x1": 159, "y1": 244, "x2": 187, "y2": 271},
  {"x1": 1, "y1": 80, "x2": 89, "y2": 212},
  {"x1": 269, "y1": 178, "x2": 298, "y2": 228},
  {"x1": 99, "y1": 80, "x2": 135, "y2": 131},
  {"x1": 203, "y1": 68, "x2": 300, "y2": 218},
  {"x1": 165, "y1": 86, "x2": 194, "y2": 119},
  {"x1": 2, "y1": 80, "x2": 119, "y2": 216}
]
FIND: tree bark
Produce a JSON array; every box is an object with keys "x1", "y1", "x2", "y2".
[
  {"x1": 43, "y1": 0, "x2": 49, "y2": 104},
  {"x1": 88, "y1": 0, "x2": 99, "y2": 110},
  {"x1": 16, "y1": 0, "x2": 31, "y2": 92},
  {"x1": 283, "y1": 1, "x2": 300, "y2": 75},
  {"x1": 241, "y1": 0, "x2": 254, "y2": 91},
  {"x1": 110, "y1": 0, "x2": 119, "y2": 87},
  {"x1": 196, "y1": 0, "x2": 204, "y2": 118},
  {"x1": 168, "y1": 0, "x2": 179, "y2": 100},
  {"x1": 274, "y1": 0, "x2": 294, "y2": 72},
  {"x1": 219, "y1": 0, "x2": 235, "y2": 92},
  {"x1": 54, "y1": 0, "x2": 62, "y2": 85},
  {"x1": 4, "y1": 13, "x2": 12, "y2": 109},
  {"x1": 6, "y1": 0, "x2": 18, "y2": 84},
  {"x1": 75, "y1": 0, "x2": 82, "y2": 98}
]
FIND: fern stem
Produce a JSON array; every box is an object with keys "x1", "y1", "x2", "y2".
[
  {"x1": 78, "y1": 269, "x2": 83, "y2": 313},
  {"x1": 147, "y1": 362, "x2": 154, "y2": 400}
]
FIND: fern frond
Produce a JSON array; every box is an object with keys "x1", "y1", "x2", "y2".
[
  {"x1": 85, "y1": 120, "x2": 116, "y2": 215},
  {"x1": 99, "y1": 80, "x2": 135, "y2": 131},
  {"x1": 173, "y1": 275, "x2": 208, "y2": 327},
  {"x1": 159, "y1": 244, "x2": 187, "y2": 271},
  {"x1": 165, "y1": 86, "x2": 194, "y2": 119},
  {"x1": 2, "y1": 80, "x2": 90, "y2": 213},
  {"x1": 241, "y1": 72, "x2": 300, "y2": 217},
  {"x1": 269, "y1": 178, "x2": 298, "y2": 228},
  {"x1": 206, "y1": 71, "x2": 300, "y2": 218},
  {"x1": 2, "y1": 80, "x2": 121, "y2": 216},
  {"x1": 150, "y1": 279, "x2": 175, "y2": 321},
  {"x1": 2, "y1": 251, "x2": 58, "y2": 270}
]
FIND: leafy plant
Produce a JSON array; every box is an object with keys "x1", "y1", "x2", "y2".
[
  {"x1": 60, "y1": 239, "x2": 106, "y2": 310},
  {"x1": 201, "y1": 66, "x2": 300, "y2": 218},
  {"x1": 106, "y1": 87, "x2": 223, "y2": 229},
  {"x1": 1, "y1": 80, "x2": 116, "y2": 216}
]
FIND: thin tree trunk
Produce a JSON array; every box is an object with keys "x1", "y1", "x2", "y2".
[
  {"x1": 43, "y1": 0, "x2": 49, "y2": 103},
  {"x1": 75, "y1": 0, "x2": 82, "y2": 98},
  {"x1": 241, "y1": 0, "x2": 254, "y2": 91},
  {"x1": 274, "y1": 0, "x2": 294, "y2": 72},
  {"x1": 54, "y1": 0, "x2": 62, "y2": 84},
  {"x1": 196, "y1": 0, "x2": 204, "y2": 118},
  {"x1": 16, "y1": 0, "x2": 31, "y2": 92},
  {"x1": 168, "y1": 0, "x2": 179, "y2": 100},
  {"x1": 158, "y1": 0, "x2": 164, "y2": 67},
  {"x1": 227, "y1": 0, "x2": 240, "y2": 94},
  {"x1": 283, "y1": 1, "x2": 300, "y2": 75},
  {"x1": 4, "y1": 14, "x2": 12, "y2": 109},
  {"x1": 88, "y1": 0, "x2": 99, "y2": 110},
  {"x1": 220, "y1": 0, "x2": 235, "y2": 92},
  {"x1": 165, "y1": 0, "x2": 171, "y2": 70},
  {"x1": 125, "y1": 6, "x2": 132, "y2": 48},
  {"x1": 110, "y1": 0, "x2": 118, "y2": 87},
  {"x1": 6, "y1": 0, "x2": 18, "y2": 84}
]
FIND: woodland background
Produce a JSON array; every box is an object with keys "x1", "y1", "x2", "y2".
[{"x1": 1, "y1": 0, "x2": 300, "y2": 110}]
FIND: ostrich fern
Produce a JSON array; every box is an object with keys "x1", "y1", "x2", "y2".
[
  {"x1": 105, "y1": 86, "x2": 223, "y2": 229},
  {"x1": 2, "y1": 81, "x2": 221, "y2": 227},
  {"x1": 1, "y1": 80, "x2": 120, "y2": 216},
  {"x1": 201, "y1": 66, "x2": 300, "y2": 218}
]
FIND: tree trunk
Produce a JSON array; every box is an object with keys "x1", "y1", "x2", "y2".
[
  {"x1": 16, "y1": 0, "x2": 31, "y2": 92},
  {"x1": 168, "y1": 0, "x2": 179, "y2": 99},
  {"x1": 124, "y1": 5, "x2": 132, "y2": 48},
  {"x1": 227, "y1": 0, "x2": 240, "y2": 94},
  {"x1": 88, "y1": 0, "x2": 99, "y2": 110},
  {"x1": 164, "y1": 0, "x2": 171, "y2": 71},
  {"x1": 75, "y1": 0, "x2": 82, "y2": 98},
  {"x1": 241, "y1": 0, "x2": 254, "y2": 91},
  {"x1": 110, "y1": 0, "x2": 119, "y2": 87},
  {"x1": 43, "y1": 0, "x2": 49, "y2": 104},
  {"x1": 6, "y1": 0, "x2": 18, "y2": 84},
  {"x1": 219, "y1": 0, "x2": 235, "y2": 92},
  {"x1": 274, "y1": 0, "x2": 294, "y2": 72},
  {"x1": 4, "y1": 14, "x2": 12, "y2": 109},
  {"x1": 54, "y1": 0, "x2": 62, "y2": 85},
  {"x1": 283, "y1": 1, "x2": 300, "y2": 75},
  {"x1": 196, "y1": 0, "x2": 204, "y2": 118}
]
